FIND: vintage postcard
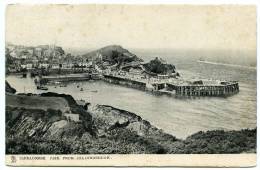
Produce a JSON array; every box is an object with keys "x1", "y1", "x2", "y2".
[{"x1": 5, "y1": 4, "x2": 256, "y2": 167}]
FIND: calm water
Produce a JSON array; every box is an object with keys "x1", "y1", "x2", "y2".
[{"x1": 6, "y1": 57, "x2": 256, "y2": 139}]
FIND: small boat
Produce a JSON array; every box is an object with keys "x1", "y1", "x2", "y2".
[
  {"x1": 54, "y1": 81, "x2": 61, "y2": 85},
  {"x1": 91, "y1": 90, "x2": 98, "y2": 93},
  {"x1": 37, "y1": 86, "x2": 48, "y2": 90},
  {"x1": 60, "y1": 84, "x2": 67, "y2": 87},
  {"x1": 80, "y1": 88, "x2": 84, "y2": 91}
]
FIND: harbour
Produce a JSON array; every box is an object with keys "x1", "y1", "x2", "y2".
[
  {"x1": 31, "y1": 72, "x2": 240, "y2": 98},
  {"x1": 6, "y1": 62, "x2": 256, "y2": 139}
]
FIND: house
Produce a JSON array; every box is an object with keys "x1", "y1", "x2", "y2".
[
  {"x1": 10, "y1": 51, "x2": 19, "y2": 58},
  {"x1": 157, "y1": 74, "x2": 169, "y2": 79},
  {"x1": 51, "y1": 63, "x2": 60, "y2": 69},
  {"x1": 43, "y1": 49, "x2": 53, "y2": 58},
  {"x1": 27, "y1": 49, "x2": 34, "y2": 56},
  {"x1": 21, "y1": 64, "x2": 27, "y2": 69},
  {"x1": 62, "y1": 62, "x2": 73, "y2": 69},
  {"x1": 39, "y1": 62, "x2": 49, "y2": 69},
  {"x1": 26, "y1": 63, "x2": 33, "y2": 69},
  {"x1": 21, "y1": 55, "x2": 27, "y2": 59},
  {"x1": 32, "y1": 59, "x2": 39, "y2": 67},
  {"x1": 103, "y1": 61, "x2": 110, "y2": 66},
  {"x1": 129, "y1": 67, "x2": 143, "y2": 75},
  {"x1": 34, "y1": 47, "x2": 43, "y2": 58}
]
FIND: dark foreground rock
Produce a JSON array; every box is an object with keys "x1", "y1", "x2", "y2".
[
  {"x1": 6, "y1": 102, "x2": 256, "y2": 154},
  {"x1": 5, "y1": 84, "x2": 256, "y2": 154},
  {"x1": 6, "y1": 81, "x2": 16, "y2": 94}
]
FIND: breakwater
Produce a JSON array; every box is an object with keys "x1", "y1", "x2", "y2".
[
  {"x1": 102, "y1": 75, "x2": 239, "y2": 97},
  {"x1": 103, "y1": 75, "x2": 146, "y2": 90}
]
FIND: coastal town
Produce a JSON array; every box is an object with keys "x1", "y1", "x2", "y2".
[{"x1": 6, "y1": 43, "x2": 239, "y2": 97}]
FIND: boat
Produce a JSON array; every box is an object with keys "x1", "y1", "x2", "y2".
[
  {"x1": 37, "y1": 86, "x2": 48, "y2": 90},
  {"x1": 80, "y1": 88, "x2": 84, "y2": 91},
  {"x1": 59, "y1": 84, "x2": 67, "y2": 87},
  {"x1": 91, "y1": 90, "x2": 98, "y2": 93}
]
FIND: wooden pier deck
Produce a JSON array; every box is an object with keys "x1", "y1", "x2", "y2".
[{"x1": 166, "y1": 81, "x2": 239, "y2": 97}]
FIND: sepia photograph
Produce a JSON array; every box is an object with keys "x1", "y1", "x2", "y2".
[{"x1": 4, "y1": 3, "x2": 257, "y2": 167}]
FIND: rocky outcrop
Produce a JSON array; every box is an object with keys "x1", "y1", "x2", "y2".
[
  {"x1": 5, "y1": 81, "x2": 16, "y2": 94},
  {"x1": 143, "y1": 57, "x2": 176, "y2": 75}
]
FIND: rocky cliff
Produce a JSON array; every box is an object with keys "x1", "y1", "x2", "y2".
[{"x1": 5, "y1": 83, "x2": 256, "y2": 154}]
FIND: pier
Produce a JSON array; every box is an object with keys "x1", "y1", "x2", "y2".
[
  {"x1": 101, "y1": 74, "x2": 239, "y2": 97},
  {"x1": 170, "y1": 81, "x2": 239, "y2": 97}
]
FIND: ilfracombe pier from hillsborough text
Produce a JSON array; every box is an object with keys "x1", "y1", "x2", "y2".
[{"x1": 6, "y1": 44, "x2": 239, "y2": 97}]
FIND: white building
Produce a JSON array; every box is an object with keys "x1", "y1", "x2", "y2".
[
  {"x1": 51, "y1": 63, "x2": 60, "y2": 69},
  {"x1": 39, "y1": 63, "x2": 49, "y2": 69},
  {"x1": 26, "y1": 63, "x2": 33, "y2": 69}
]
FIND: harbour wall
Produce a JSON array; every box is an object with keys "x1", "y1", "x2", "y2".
[{"x1": 103, "y1": 75, "x2": 146, "y2": 90}]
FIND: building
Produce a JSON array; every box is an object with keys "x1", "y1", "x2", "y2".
[
  {"x1": 32, "y1": 59, "x2": 39, "y2": 67},
  {"x1": 34, "y1": 47, "x2": 43, "y2": 58},
  {"x1": 43, "y1": 48, "x2": 53, "y2": 58},
  {"x1": 51, "y1": 63, "x2": 60, "y2": 69},
  {"x1": 26, "y1": 63, "x2": 33, "y2": 69},
  {"x1": 129, "y1": 67, "x2": 143, "y2": 75},
  {"x1": 62, "y1": 62, "x2": 74, "y2": 69},
  {"x1": 21, "y1": 64, "x2": 27, "y2": 69},
  {"x1": 157, "y1": 74, "x2": 169, "y2": 79},
  {"x1": 39, "y1": 62, "x2": 49, "y2": 69}
]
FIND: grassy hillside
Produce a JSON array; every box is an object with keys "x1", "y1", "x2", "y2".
[{"x1": 6, "y1": 94, "x2": 70, "y2": 113}]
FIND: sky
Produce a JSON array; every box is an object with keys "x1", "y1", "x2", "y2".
[{"x1": 6, "y1": 4, "x2": 256, "y2": 59}]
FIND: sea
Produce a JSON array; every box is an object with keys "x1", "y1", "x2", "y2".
[{"x1": 6, "y1": 53, "x2": 256, "y2": 139}]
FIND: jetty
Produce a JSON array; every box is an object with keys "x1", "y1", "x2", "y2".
[
  {"x1": 166, "y1": 81, "x2": 239, "y2": 97},
  {"x1": 102, "y1": 74, "x2": 239, "y2": 97}
]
